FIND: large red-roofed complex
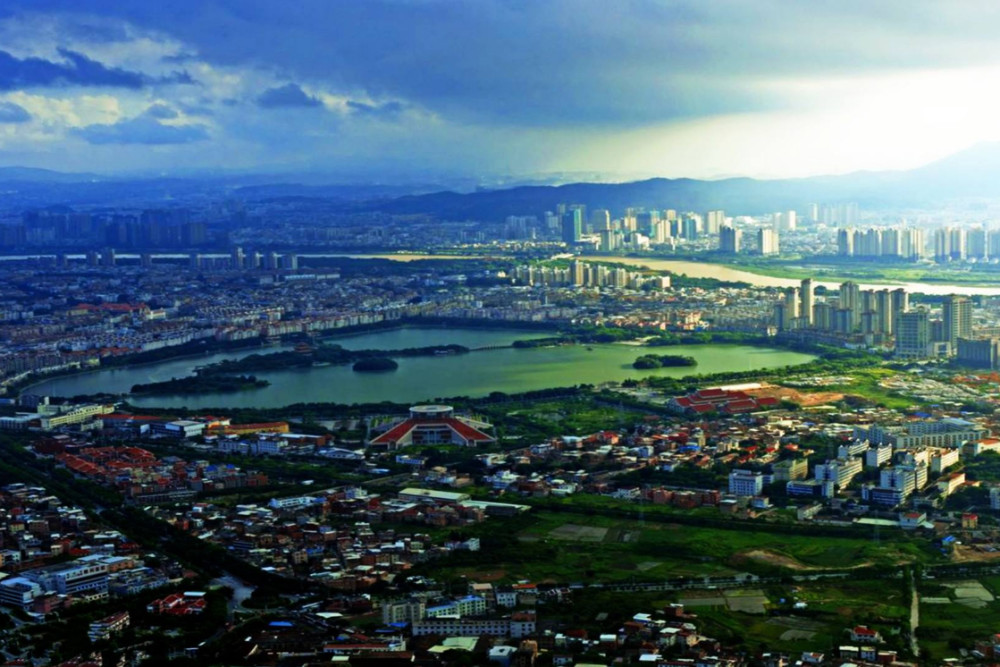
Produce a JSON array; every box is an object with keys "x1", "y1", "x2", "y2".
[
  {"x1": 669, "y1": 388, "x2": 779, "y2": 416},
  {"x1": 368, "y1": 406, "x2": 495, "y2": 450}
]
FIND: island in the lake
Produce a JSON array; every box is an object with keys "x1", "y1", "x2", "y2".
[
  {"x1": 633, "y1": 354, "x2": 698, "y2": 369},
  {"x1": 131, "y1": 374, "x2": 270, "y2": 395},
  {"x1": 352, "y1": 357, "x2": 399, "y2": 372}
]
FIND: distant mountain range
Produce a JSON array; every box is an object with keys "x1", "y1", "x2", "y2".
[
  {"x1": 359, "y1": 143, "x2": 1000, "y2": 219},
  {"x1": 0, "y1": 166, "x2": 107, "y2": 183},
  {"x1": 4, "y1": 142, "x2": 1000, "y2": 214}
]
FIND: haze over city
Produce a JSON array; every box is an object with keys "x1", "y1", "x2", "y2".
[
  {"x1": 2, "y1": 1, "x2": 1000, "y2": 180},
  {"x1": 10, "y1": 3, "x2": 1000, "y2": 667}
]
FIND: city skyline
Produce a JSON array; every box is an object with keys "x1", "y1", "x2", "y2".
[{"x1": 2, "y1": 2, "x2": 1000, "y2": 180}]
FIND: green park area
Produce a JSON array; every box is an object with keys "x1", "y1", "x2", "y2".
[
  {"x1": 690, "y1": 579, "x2": 911, "y2": 655},
  {"x1": 483, "y1": 398, "x2": 651, "y2": 442},
  {"x1": 424, "y1": 509, "x2": 942, "y2": 586},
  {"x1": 917, "y1": 576, "x2": 1000, "y2": 660},
  {"x1": 800, "y1": 368, "x2": 918, "y2": 411}
]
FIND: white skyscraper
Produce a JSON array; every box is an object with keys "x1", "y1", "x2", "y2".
[{"x1": 758, "y1": 228, "x2": 780, "y2": 255}]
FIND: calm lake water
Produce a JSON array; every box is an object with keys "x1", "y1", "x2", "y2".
[{"x1": 29, "y1": 327, "x2": 815, "y2": 408}]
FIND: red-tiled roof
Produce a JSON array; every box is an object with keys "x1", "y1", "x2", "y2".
[
  {"x1": 369, "y1": 420, "x2": 415, "y2": 445},
  {"x1": 103, "y1": 413, "x2": 162, "y2": 422},
  {"x1": 369, "y1": 417, "x2": 493, "y2": 445},
  {"x1": 695, "y1": 388, "x2": 728, "y2": 398},
  {"x1": 443, "y1": 418, "x2": 493, "y2": 442},
  {"x1": 723, "y1": 400, "x2": 759, "y2": 413}
]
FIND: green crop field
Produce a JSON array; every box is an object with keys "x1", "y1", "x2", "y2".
[
  {"x1": 918, "y1": 577, "x2": 1000, "y2": 661},
  {"x1": 422, "y1": 510, "x2": 942, "y2": 585},
  {"x1": 693, "y1": 580, "x2": 910, "y2": 654}
]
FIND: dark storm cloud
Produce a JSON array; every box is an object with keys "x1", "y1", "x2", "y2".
[
  {"x1": 0, "y1": 48, "x2": 195, "y2": 90},
  {"x1": 0, "y1": 48, "x2": 144, "y2": 89},
  {"x1": 256, "y1": 83, "x2": 322, "y2": 108},
  {"x1": 0, "y1": 101, "x2": 30, "y2": 123},
  {"x1": 72, "y1": 106, "x2": 209, "y2": 144},
  {"x1": 13, "y1": 0, "x2": 1000, "y2": 127},
  {"x1": 5, "y1": 0, "x2": 1000, "y2": 176}
]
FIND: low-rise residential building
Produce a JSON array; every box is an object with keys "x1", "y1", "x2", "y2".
[{"x1": 88, "y1": 611, "x2": 130, "y2": 642}]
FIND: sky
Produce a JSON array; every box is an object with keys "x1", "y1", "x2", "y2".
[{"x1": 1, "y1": 1, "x2": 1000, "y2": 181}]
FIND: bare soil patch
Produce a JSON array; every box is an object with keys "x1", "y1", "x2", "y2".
[
  {"x1": 735, "y1": 549, "x2": 811, "y2": 571},
  {"x1": 734, "y1": 548, "x2": 873, "y2": 572},
  {"x1": 744, "y1": 383, "x2": 843, "y2": 407},
  {"x1": 952, "y1": 544, "x2": 1000, "y2": 563}
]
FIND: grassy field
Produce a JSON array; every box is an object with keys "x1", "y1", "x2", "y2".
[
  {"x1": 413, "y1": 508, "x2": 949, "y2": 657},
  {"x1": 918, "y1": 577, "x2": 1000, "y2": 661},
  {"x1": 805, "y1": 368, "x2": 920, "y2": 411},
  {"x1": 433, "y1": 510, "x2": 941, "y2": 584},
  {"x1": 485, "y1": 398, "x2": 650, "y2": 441},
  {"x1": 693, "y1": 580, "x2": 911, "y2": 654}
]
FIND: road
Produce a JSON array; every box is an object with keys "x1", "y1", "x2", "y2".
[
  {"x1": 909, "y1": 570, "x2": 920, "y2": 658},
  {"x1": 211, "y1": 573, "x2": 257, "y2": 618}
]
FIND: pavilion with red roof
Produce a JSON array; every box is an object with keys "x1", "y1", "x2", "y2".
[{"x1": 368, "y1": 405, "x2": 495, "y2": 450}]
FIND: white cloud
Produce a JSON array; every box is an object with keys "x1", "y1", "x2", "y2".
[{"x1": 3, "y1": 91, "x2": 122, "y2": 128}]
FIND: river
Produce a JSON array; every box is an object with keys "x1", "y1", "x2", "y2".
[
  {"x1": 0, "y1": 252, "x2": 486, "y2": 262},
  {"x1": 27, "y1": 326, "x2": 814, "y2": 408},
  {"x1": 598, "y1": 257, "x2": 1000, "y2": 296}
]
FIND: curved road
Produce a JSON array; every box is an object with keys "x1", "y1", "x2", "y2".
[{"x1": 909, "y1": 570, "x2": 920, "y2": 658}]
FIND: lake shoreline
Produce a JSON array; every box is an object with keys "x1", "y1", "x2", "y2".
[
  {"x1": 30, "y1": 328, "x2": 816, "y2": 409},
  {"x1": 16, "y1": 320, "x2": 561, "y2": 398}
]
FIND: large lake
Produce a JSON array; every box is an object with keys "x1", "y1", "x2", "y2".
[{"x1": 29, "y1": 327, "x2": 815, "y2": 408}]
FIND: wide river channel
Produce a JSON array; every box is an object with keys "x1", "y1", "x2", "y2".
[
  {"x1": 598, "y1": 257, "x2": 1000, "y2": 296},
  {"x1": 28, "y1": 326, "x2": 815, "y2": 408}
]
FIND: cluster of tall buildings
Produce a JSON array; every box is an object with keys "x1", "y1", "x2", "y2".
[
  {"x1": 836, "y1": 227, "x2": 925, "y2": 260},
  {"x1": 190, "y1": 249, "x2": 298, "y2": 271},
  {"x1": 59, "y1": 246, "x2": 299, "y2": 272},
  {"x1": 544, "y1": 204, "x2": 728, "y2": 251},
  {"x1": 7, "y1": 209, "x2": 212, "y2": 249},
  {"x1": 809, "y1": 202, "x2": 859, "y2": 226},
  {"x1": 930, "y1": 226, "x2": 999, "y2": 262},
  {"x1": 508, "y1": 201, "x2": 857, "y2": 256},
  {"x1": 894, "y1": 296, "x2": 973, "y2": 358},
  {"x1": 837, "y1": 225, "x2": 1000, "y2": 263},
  {"x1": 714, "y1": 208, "x2": 795, "y2": 255},
  {"x1": 511, "y1": 261, "x2": 670, "y2": 290},
  {"x1": 774, "y1": 281, "x2": 980, "y2": 359},
  {"x1": 774, "y1": 279, "x2": 909, "y2": 338},
  {"x1": 718, "y1": 226, "x2": 780, "y2": 255}
]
